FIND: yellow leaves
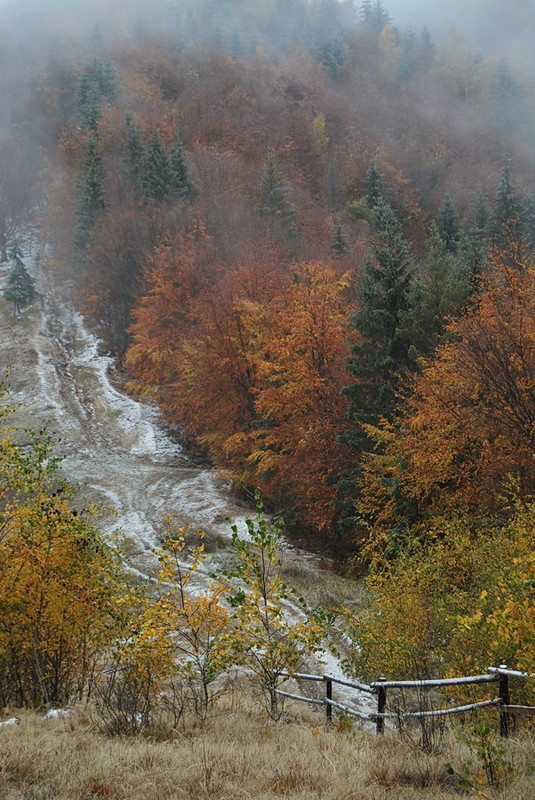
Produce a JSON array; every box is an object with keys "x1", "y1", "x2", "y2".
[{"x1": 0, "y1": 398, "x2": 129, "y2": 706}]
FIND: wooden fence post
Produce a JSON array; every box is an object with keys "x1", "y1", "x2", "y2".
[
  {"x1": 498, "y1": 665, "x2": 510, "y2": 738},
  {"x1": 325, "y1": 678, "x2": 333, "y2": 723},
  {"x1": 376, "y1": 678, "x2": 387, "y2": 734}
]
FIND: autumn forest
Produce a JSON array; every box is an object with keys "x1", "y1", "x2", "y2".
[{"x1": 0, "y1": 0, "x2": 534, "y2": 705}]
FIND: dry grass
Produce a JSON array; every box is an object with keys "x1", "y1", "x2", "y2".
[{"x1": 0, "y1": 697, "x2": 533, "y2": 800}]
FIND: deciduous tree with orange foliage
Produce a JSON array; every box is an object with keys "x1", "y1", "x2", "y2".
[{"x1": 357, "y1": 247, "x2": 535, "y2": 558}]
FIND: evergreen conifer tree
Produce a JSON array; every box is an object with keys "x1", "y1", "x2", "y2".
[
  {"x1": 419, "y1": 25, "x2": 435, "y2": 69},
  {"x1": 364, "y1": 158, "x2": 385, "y2": 210},
  {"x1": 437, "y1": 195, "x2": 459, "y2": 253},
  {"x1": 402, "y1": 223, "x2": 470, "y2": 357},
  {"x1": 74, "y1": 138, "x2": 104, "y2": 256},
  {"x1": 341, "y1": 200, "x2": 413, "y2": 451},
  {"x1": 331, "y1": 221, "x2": 351, "y2": 256},
  {"x1": 398, "y1": 28, "x2": 417, "y2": 82},
  {"x1": 142, "y1": 132, "x2": 172, "y2": 201},
  {"x1": 4, "y1": 244, "x2": 36, "y2": 316},
  {"x1": 125, "y1": 114, "x2": 145, "y2": 185},
  {"x1": 337, "y1": 200, "x2": 413, "y2": 527},
  {"x1": 169, "y1": 137, "x2": 196, "y2": 199},
  {"x1": 257, "y1": 149, "x2": 298, "y2": 238},
  {"x1": 491, "y1": 159, "x2": 525, "y2": 249}
]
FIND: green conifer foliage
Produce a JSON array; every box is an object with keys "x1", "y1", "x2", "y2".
[
  {"x1": 3, "y1": 244, "x2": 36, "y2": 316},
  {"x1": 77, "y1": 61, "x2": 116, "y2": 133},
  {"x1": 124, "y1": 114, "x2": 145, "y2": 185},
  {"x1": 331, "y1": 221, "x2": 350, "y2": 256},
  {"x1": 342, "y1": 201, "x2": 413, "y2": 449},
  {"x1": 364, "y1": 158, "x2": 385, "y2": 210},
  {"x1": 402, "y1": 223, "x2": 470, "y2": 358},
  {"x1": 491, "y1": 160, "x2": 525, "y2": 249},
  {"x1": 142, "y1": 132, "x2": 172, "y2": 201},
  {"x1": 257, "y1": 149, "x2": 298, "y2": 238},
  {"x1": 437, "y1": 195, "x2": 459, "y2": 253},
  {"x1": 169, "y1": 137, "x2": 196, "y2": 199},
  {"x1": 74, "y1": 138, "x2": 104, "y2": 257}
]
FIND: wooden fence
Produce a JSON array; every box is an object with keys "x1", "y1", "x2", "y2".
[{"x1": 275, "y1": 665, "x2": 535, "y2": 736}]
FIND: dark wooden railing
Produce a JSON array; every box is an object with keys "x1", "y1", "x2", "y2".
[{"x1": 275, "y1": 665, "x2": 534, "y2": 736}]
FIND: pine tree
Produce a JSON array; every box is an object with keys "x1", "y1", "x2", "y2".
[
  {"x1": 321, "y1": 35, "x2": 347, "y2": 79},
  {"x1": 142, "y1": 132, "x2": 172, "y2": 201},
  {"x1": 169, "y1": 137, "x2": 196, "y2": 199},
  {"x1": 74, "y1": 138, "x2": 104, "y2": 256},
  {"x1": 437, "y1": 195, "x2": 459, "y2": 253},
  {"x1": 4, "y1": 244, "x2": 36, "y2": 316},
  {"x1": 257, "y1": 149, "x2": 298, "y2": 238}
]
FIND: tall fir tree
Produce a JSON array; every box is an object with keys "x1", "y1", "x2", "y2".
[
  {"x1": 491, "y1": 159, "x2": 525, "y2": 250},
  {"x1": 341, "y1": 200, "x2": 413, "y2": 452},
  {"x1": 74, "y1": 137, "x2": 104, "y2": 257},
  {"x1": 142, "y1": 132, "x2": 172, "y2": 201},
  {"x1": 402, "y1": 223, "x2": 470, "y2": 358},
  {"x1": 4, "y1": 244, "x2": 36, "y2": 316},
  {"x1": 125, "y1": 114, "x2": 145, "y2": 185},
  {"x1": 257, "y1": 149, "x2": 298, "y2": 238},
  {"x1": 169, "y1": 137, "x2": 196, "y2": 199},
  {"x1": 337, "y1": 200, "x2": 413, "y2": 529},
  {"x1": 437, "y1": 195, "x2": 459, "y2": 253},
  {"x1": 364, "y1": 158, "x2": 386, "y2": 210},
  {"x1": 331, "y1": 221, "x2": 351, "y2": 256}
]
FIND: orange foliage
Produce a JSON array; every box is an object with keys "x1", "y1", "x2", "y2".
[
  {"x1": 128, "y1": 256, "x2": 357, "y2": 532},
  {"x1": 359, "y1": 251, "x2": 535, "y2": 546}
]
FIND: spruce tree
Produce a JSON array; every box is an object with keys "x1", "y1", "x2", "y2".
[
  {"x1": 437, "y1": 195, "x2": 459, "y2": 253},
  {"x1": 337, "y1": 200, "x2": 413, "y2": 527},
  {"x1": 142, "y1": 132, "x2": 172, "y2": 201},
  {"x1": 4, "y1": 244, "x2": 36, "y2": 316},
  {"x1": 491, "y1": 159, "x2": 525, "y2": 249},
  {"x1": 257, "y1": 149, "x2": 298, "y2": 238},
  {"x1": 169, "y1": 137, "x2": 196, "y2": 199},
  {"x1": 402, "y1": 223, "x2": 470, "y2": 358},
  {"x1": 364, "y1": 158, "x2": 385, "y2": 210},
  {"x1": 341, "y1": 200, "x2": 413, "y2": 451},
  {"x1": 125, "y1": 114, "x2": 145, "y2": 185},
  {"x1": 331, "y1": 221, "x2": 351, "y2": 256},
  {"x1": 419, "y1": 25, "x2": 435, "y2": 70},
  {"x1": 398, "y1": 28, "x2": 417, "y2": 82},
  {"x1": 75, "y1": 138, "x2": 104, "y2": 256},
  {"x1": 457, "y1": 191, "x2": 490, "y2": 288}
]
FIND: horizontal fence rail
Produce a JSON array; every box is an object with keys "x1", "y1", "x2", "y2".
[{"x1": 274, "y1": 665, "x2": 534, "y2": 736}]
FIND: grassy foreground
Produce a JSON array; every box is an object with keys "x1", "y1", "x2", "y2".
[{"x1": 0, "y1": 698, "x2": 533, "y2": 800}]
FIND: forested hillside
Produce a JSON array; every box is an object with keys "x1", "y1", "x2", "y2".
[{"x1": 1, "y1": 0, "x2": 533, "y2": 682}]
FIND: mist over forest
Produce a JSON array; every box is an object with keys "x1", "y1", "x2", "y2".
[{"x1": 0, "y1": 0, "x2": 533, "y2": 738}]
